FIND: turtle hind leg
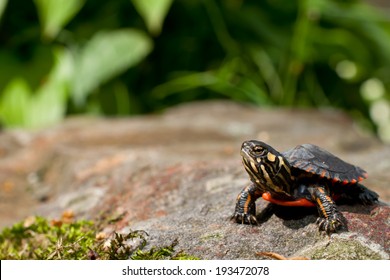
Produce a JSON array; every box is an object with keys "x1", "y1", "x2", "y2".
[
  {"x1": 231, "y1": 183, "x2": 262, "y2": 225},
  {"x1": 308, "y1": 185, "x2": 345, "y2": 234},
  {"x1": 358, "y1": 186, "x2": 379, "y2": 205},
  {"x1": 339, "y1": 183, "x2": 379, "y2": 205}
]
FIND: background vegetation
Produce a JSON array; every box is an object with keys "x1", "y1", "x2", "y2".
[{"x1": 0, "y1": 0, "x2": 389, "y2": 142}]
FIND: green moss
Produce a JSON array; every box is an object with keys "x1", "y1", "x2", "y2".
[
  {"x1": 0, "y1": 216, "x2": 198, "y2": 260},
  {"x1": 0, "y1": 216, "x2": 96, "y2": 259},
  {"x1": 132, "y1": 240, "x2": 199, "y2": 260},
  {"x1": 200, "y1": 231, "x2": 224, "y2": 242},
  {"x1": 310, "y1": 240, "x2": 383, "y2": 260}
]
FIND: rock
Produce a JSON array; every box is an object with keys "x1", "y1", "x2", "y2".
[{"x1": 0, "y1": 101, "x2": 388, "y2": 259}]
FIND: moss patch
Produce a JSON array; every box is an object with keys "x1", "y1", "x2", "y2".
[
  {"x1": 200, "y1": 231, "x2": 224, "y2": 242},
  {"x1": 310, "y1": 240, "x2": 383, "y2": 260},
  {"x1": 0, "y1": 215, "x2": 198, "y2": 260}
]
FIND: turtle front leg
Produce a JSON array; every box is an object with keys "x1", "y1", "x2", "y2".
[
  {"x1": 232, "y1": 183, "x2": 262, "y2": 225},
  {"x1": 308, "y1": 185, "x2": 344, "y2": 233}
]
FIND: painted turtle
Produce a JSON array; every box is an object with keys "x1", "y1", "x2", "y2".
[{"x1": 232, "y1": 140, "x2": 379, "y2": 233}]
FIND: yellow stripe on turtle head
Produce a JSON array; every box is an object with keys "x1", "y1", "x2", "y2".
[
  {"x1": 250, "y1": 160, "x2": 258, "y2": 173},
  {"x1": 267, "y1": 152, "x2": 276, "y2": 162}
]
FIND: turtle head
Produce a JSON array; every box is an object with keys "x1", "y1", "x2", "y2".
[{"x1": 240, "y1": 140, "x2": 293, "y2": 196}]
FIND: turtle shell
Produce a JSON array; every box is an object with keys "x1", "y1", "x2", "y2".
[{"x1": 282, "y1": 144, "x2": 367, "y2": 185}]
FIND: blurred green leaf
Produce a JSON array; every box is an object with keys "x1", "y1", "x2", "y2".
[
  {"x1": 153, "y1": 72, "x2": 218, "y2": 98},
  {"x1": 113, "y1": 82, "x2": 131, "y2": 115},
  {"x1": 34, "y1": 0, "x2": 86, "y2": 39},
  {"x1": 249, "y1": 47, "x2": 284, "y2": 103},
  {"x1": 310, "y1": 27, "x2": 370, "y2": 64},
  {"x1": 152, "y1": 58, "x2": 271, "y2": 105},
  {"x1": 27, "y1": 48, "x2": 73, "y2": 128},
  {"x1": 131, "y1": 0, "x2": 173, "y2": 35},
  {"x1": 0, "y1": 78, "x2": 30, "y2": 127},
  {"x1": 0, "y1": 0, "x2": 7, "y2": 21},
  {"x1": 72, "y1": 29, "x2": 153, "y2": 105},
  {"x1": 0, "y1": 48, "x2": 73, "y2": 128},
  {"x1": 319, "y1": 1, "x2": 390, "y2": 64}
]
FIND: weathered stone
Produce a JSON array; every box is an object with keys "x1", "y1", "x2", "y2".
[{"x1": 0, "y1": 101, "x2": 388, "y2": 259}]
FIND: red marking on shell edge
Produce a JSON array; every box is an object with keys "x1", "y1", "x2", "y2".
[
  {"x1": 361, "y1": 173, "x2": 368, "y2": 179},
  {"x1": 262, "y1": 192, "x2": 315, "y2": 207},
  {"x1": 305, "y1": 167, "x2": 313, "y2": 172},
  {"x1": 358, "y1": 176, "x2": 366, "y2": 181},
  {"x1": 342, "y1": 179, "x2": 349, "y2": 185},
  {"x1": 350, "y1": 179, "x2": 357, "y2": 184}
]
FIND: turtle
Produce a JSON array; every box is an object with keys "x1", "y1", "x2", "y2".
[{"x1": 232, "y1": 140, "x2": 379, "y2": 233}]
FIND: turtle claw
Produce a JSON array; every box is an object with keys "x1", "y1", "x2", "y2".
[
  {"x1": 316, "y1": 214, "x2": 344, "y2": 234},
  {"x1": 232, "y1": 184, "x2": 260, "y2": 226},
  {"x1": 231, "y1": 212, "x2": 258, "y2": 225}
]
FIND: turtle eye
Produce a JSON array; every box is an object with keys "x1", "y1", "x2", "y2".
[{"x1": 253, "y1": 146, "x2": 266, "y2": 156}]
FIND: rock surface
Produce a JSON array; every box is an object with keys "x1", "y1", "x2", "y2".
[{"x1": 0, "y1": 101, "x2": 389, "y2": 259}]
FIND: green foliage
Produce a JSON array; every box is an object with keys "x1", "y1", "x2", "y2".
[
  {"x1": 0, "y1": 0, "x2": 389, "y2": 140},
  {"x1": 71, "y1": 29, "x2": 152, "y2": 106},
  {"x1": 34, "y1": 0, "x2": 86, "y2": 39},
  {"x1": 131, "y1": 0, "x2": 174, "y2": 35},
  {"x1": 0, "y1": 48, "x2": 70, "y2": 128},
  {"x1": 0, "y1": 0, "x2": 6, "y2": 20},
  {"x1": 0, "y1": 216, "x2": 198, "y2": 260}
]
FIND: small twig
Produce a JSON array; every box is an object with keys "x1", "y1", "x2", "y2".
[{"x1": 256, "y1": 251, "x2": 309, "y2": 260}]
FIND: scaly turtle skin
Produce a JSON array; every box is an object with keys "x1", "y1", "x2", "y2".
[{"x1": 232, "y1": 140, "x2": 379, "y2": 233}]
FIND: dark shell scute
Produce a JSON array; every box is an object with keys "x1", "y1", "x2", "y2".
[{"x1": 282, "y1": 144, "x2": 367, "y2": 183}]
